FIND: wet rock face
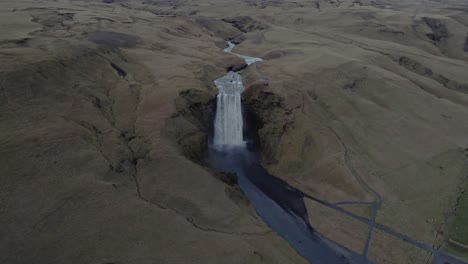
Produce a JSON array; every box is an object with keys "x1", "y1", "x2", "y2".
[
  {"x1": 164, "y1": 89, "x2": 253, "y2": 208},
  {"x1": 222, "y1": 16, "x2": 268, "y2": 33},
  {"x1": 165, "y1": 89, "x2": 216, "y2": 163},
  {"x1": 243, "y1": 89, "x2": 293, "y2": 165},
  {"x1": 227, "y1": 62, "x2": 248, "y2": 72}
]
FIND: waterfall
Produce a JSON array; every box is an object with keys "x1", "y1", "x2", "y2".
[
  {"x1": 213, "y1": 71, "x2": 245, "y2": 149},
  {"x1": 213, "y1": 42, "x2": 262, "y2": 150}
]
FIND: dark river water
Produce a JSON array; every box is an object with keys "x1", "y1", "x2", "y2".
[{"x1": 207, "y1": 146, "x2": 370, "y2": 264}]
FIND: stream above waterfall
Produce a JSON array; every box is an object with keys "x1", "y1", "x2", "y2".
[
  {"x1": 223, "y1": 41, "x2": 263, "y2": 65},
  {"x1": 207, "y1": 42, "x2": 370, "y2": 264}
]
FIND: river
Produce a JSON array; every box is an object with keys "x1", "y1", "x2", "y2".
[{"x1": 207, "y1": 41, "x2": 371, "y2": 264}]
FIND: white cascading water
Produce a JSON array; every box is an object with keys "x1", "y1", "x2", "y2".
[
  {"x1": 213, "y1": 42, "x2": 262, "y2": 149},
  {"x1": 213, "y1": 72, "x2": 245, "y2": 148}
]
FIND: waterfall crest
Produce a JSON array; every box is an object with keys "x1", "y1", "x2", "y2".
[{"x1": 213, "y1": 71, "x2": 245, "y2": 148}]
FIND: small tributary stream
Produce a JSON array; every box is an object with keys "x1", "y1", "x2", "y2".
[{"x1": 207, "y1": 42, "x2": 370, "y2": 264}]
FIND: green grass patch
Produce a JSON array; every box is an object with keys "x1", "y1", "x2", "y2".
[
  {"x1": 377, "y1": 149, "x2": 465, "y2": 244},
  {"x1": 449, "y1": 183, "x2": 468, "y2": 246},
  {"x1": 445, "y1": 245, "x2": 468, "y2": 261},
  {"x1": 446, "y1": 152, "x2": 468, "y2": 262}
]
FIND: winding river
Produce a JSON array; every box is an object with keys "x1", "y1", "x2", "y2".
[{"x1": 207, "y1": 42, "x2": 371, "y2": 264}]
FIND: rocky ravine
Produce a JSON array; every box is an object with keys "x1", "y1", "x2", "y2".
[{"x1": 0, "y1": 1, "x2": 307, "y2": 263}]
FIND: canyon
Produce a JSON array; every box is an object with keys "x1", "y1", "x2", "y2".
[{"x1": 1, "y1": 0, "x2": 468, "y2": 263}]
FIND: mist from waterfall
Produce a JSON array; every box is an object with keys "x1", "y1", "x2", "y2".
[{"x1": 213, "y1": 71, "x2": 245, "y2": 149}]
